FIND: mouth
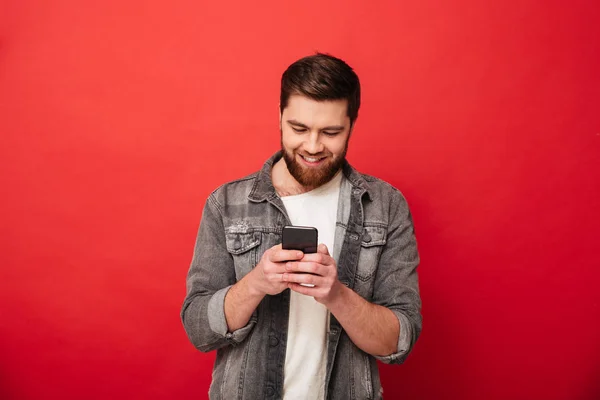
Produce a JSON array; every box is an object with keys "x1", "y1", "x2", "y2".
[{"x1": 299, "y1": 154, "x2": 327, "y2": 166}]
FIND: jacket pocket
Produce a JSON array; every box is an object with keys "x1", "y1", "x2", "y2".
[
  {"x1": 356, "y1": 225, "x2": 387, "y2": 282},
  {"x1": 225, "y1": 231, "x2": 261, "y2": 280}
]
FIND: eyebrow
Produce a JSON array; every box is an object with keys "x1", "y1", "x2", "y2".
[{"x1": 286, "y1": 119, "x2": 345, "y2": 131}]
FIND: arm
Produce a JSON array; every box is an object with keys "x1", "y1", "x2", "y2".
[
  {"x1": 181, "y1": 195, "x2": 305, "y2": 349},
  {"x1": 181, "y1": 195, "x2": 255, "y2": 352},
  {"x1": 369, "y1": 193, "x2": 421, "y2": 364},
  {"x1": 284, "y1": 191, "x2": 421, "y2": 363},
  {"x1": 223, "y1": 273, "x2": 265, "y2": 331},
  {"x1": 283, "y1": 246, "x2": 400, "y2": 357},
  {"x1": 224, "y1": 244, "x2": 304, "y2": 330},
  {"x1": 324, "y1": 281, "x2": 400, "y2": 356}
]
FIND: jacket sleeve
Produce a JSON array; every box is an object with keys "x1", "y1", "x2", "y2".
[
  {"x1": 180, "y1": 194, "x2": 257, "y2": 352},
  {"x1": 372, "y1": 190, "x2": 422, "y2": 365}
]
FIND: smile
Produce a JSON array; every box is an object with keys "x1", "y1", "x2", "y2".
[{"x1": 299, "y1": 154, "x2": 326, "y2": 165}]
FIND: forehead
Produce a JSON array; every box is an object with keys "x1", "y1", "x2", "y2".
[{"x1": 282, "y1": 95, "x2": 349, "y2": 126}]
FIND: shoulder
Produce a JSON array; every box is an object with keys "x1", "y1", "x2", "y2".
[
  {"x1": 351, "y1": 172, "x2": 413, "y2": 224},
  {"x1": 208, "y1": 171, "x2": 259, "y2": 208},
  {"x1": 362, "y1": 173, "x2": 410, "y2": 208}
]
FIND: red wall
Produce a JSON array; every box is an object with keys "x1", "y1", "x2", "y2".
[{"x1": 1, "y1": 1, "x2": 599, "y2": 399}]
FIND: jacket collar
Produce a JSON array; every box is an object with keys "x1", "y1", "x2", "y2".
[{"x1": 248, "y1": 151, "x2": 373, "y2": 202}]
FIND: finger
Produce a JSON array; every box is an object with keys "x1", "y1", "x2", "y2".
[
  {"x1": 282, "y1": 272, "x2": 323, "y2": 286},
  {"x1": 269, "y1": 248, "x2": 304, "y2": 263},
  {"x1": 287, "y1": 282, "x2": 319, "y2": 295},
  {"x1": 267, "y1": 273, "x2": 286, "y2": 283},
  {"x1": 317, "y1": 243, "x2": 330, "y2": 255},
  {"x1": 262, "y1": 261, "x2": 291, "y2": 275},
  {"x1": 285, "y1": 261, "x2": 327, "y2": 276},
  {"x1": 298, "y1": 252, "x2": 333, "y2": 265}
]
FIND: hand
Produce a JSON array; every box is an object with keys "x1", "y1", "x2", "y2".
[
  {"x1": 282, "y1": 244, "x2": 344, "y2": 305},
  {"x1": 249, "y1": 244, "x2": 304, "y2": 296}
]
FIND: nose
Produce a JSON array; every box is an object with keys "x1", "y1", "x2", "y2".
[{"x1": 304, "y1": 131, "x2": 324, "y2": 154}]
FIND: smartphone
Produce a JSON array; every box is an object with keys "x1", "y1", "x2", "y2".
[{"x1": 282, "y1": 225, "x2": 318, "y2": 254}]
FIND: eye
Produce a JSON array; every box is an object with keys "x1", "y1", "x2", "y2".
[
  {"x1": 292, "y1": 127, "x2": 307, "y2": 133},
  {"x1": 323, "y1": 131, "x2": 341, "y2": 137}
]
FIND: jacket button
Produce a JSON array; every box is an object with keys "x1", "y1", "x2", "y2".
[
  {"x1": 266, "y1": 387, "x2": 275, "y2": 397},
  {"x1": 268, "y1": 336, "x2": 279, "y2": 347},
  {"x1": 362, "y1": 233, "x2": 372, "y2": 243}
]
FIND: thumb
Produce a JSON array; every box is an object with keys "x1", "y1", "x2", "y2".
[{"x1": 318, "y1": 243, "x2": 330, "y2": 255}]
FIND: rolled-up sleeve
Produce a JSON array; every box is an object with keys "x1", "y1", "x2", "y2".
[
  {"x1": 372, "y1": 190, "x2": 422, "y2": 364},
  {"x1": 181, "y1": 194, "x2": 257, "y2": 352}
]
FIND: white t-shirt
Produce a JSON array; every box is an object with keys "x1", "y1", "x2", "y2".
[{"x1": 280, "y1": 171, "x2": 342, "y2": 400}]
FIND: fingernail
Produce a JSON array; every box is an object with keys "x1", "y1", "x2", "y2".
[{"x1": 297, "y1": 252, "x2": 303, "y2": 258}]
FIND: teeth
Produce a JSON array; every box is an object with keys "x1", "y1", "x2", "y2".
[{"x1": 303, "y1": 156, "x2": 320, "y2": 162}]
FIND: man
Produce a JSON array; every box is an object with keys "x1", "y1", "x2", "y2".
[{"x1": 181, "y1": 53, "x2": 421, "y2": 400}]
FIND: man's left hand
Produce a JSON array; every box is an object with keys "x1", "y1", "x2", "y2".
[{"x1": 282, "y1": 243, "x2": 344, "y2": 305}]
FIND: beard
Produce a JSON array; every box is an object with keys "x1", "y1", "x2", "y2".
[{"x1": 281, "y1": 138, "x2": 348, "y2": 190}]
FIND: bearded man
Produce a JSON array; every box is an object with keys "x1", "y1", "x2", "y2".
[{"x1": 181, "y1": 53, "x2": 422, "y2": 400}]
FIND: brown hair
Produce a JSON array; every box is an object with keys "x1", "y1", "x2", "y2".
[{"x1": 280, "y1": 53, "x2": 361, "y2": 126}]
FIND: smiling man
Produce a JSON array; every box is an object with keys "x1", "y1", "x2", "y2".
[{"x1": 181, "y1": 53, "x2": 422, "y2": 400}]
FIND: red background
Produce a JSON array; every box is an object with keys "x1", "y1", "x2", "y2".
[{"x1": 1, "y1": 1, "x2": 599, "y2": 399}]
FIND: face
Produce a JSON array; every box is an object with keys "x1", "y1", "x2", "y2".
[{"x1": 280, "y1": 95, "x2": 352, "y2": 190}]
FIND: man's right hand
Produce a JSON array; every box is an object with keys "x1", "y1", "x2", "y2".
[
  {"x1": 249, "y1": 244, "x2": 304, "y2": 296},
  {"x1": 224, "y1": 244, "x2": 303, "y2": 332}
]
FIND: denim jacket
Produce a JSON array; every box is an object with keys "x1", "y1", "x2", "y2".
[{"x1": 181, "y1": 152, "x2": 422, "y2": 400}]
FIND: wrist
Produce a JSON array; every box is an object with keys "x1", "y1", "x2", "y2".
[
  {"x1": 321, "y1": 280, "x2": 349, "y2": 310},
  {"x1": 245, "y1": 268, "x2": 267, "y2": 298}
]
